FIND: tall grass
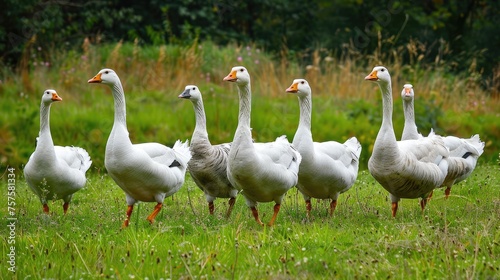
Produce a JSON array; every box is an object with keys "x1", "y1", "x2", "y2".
[{"x1": 1, "y1": 39, "x2": 498, "y2": 170}]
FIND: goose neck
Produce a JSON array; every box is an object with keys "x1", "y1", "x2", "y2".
[
  {"x1": 191, "y1": 99, "x2": 209, "y2": 143},
  {"x1": 293, "y1": 94, "x2": 314, "y2": 152},
  {"x1": 39, "y1": 102, "x2": 52, "y2": 137},
  {"x1": 371, "y1": 80, "x2": 400, "y2": 162},
  {"x1": 380, "y1": 82, "x2": 394, "y2": 128},
  {"x1": 373, "y1": 81, "x2": 399, "y2": 152},
  {"x1": 111, "y1": 81, "x2": 127, "y2": 129},
  {"x1": 37, "y1": 102, "x2": 56, "y2": 156},
  {"x1": 297, "y1": 95, "x2": 312, "y2": 131},
  {"x1": 402, "y1": 99, "x2": 418, "y2": 138},
  {"x1": 237, "y1": 83, "x2": 252, "y2": 128},
  {"x1": 403, "y1": 99, "x2": 415, "y2": 122},
  {"x1": 231, "y1": 83, "x2": 254, "y2": 147}
]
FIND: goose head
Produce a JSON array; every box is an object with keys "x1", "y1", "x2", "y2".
[
  {"x1": 223, "y1": 66, "x2": 250, "y2": 86},
  {"x1": 286, "y1": 79, "x2": 311, "y2": 97},
  {"x1": 88, "y1": 68, "x2": 120, "y2": 85},
  {"x1": 365, "y1": 66, "x2": 391, "y2": 85},
  {"x1": 42, "y1": 89, "x2": 62, "y2": 104},
  {"x1": 178, "y1": 85, "x2": 202, "y2": 100},
  {"x1": 401, "y1": 84, "x2": 414, "y2": 101}
]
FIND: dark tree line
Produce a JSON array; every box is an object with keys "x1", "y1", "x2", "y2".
[{"x1": 1, "y1": 0, "x2": 499, "y2": 91}]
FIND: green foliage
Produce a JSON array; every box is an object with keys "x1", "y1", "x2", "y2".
[
  {"x1": 1, "y1": 165, "x2": 499, "y2": 278},
  {"x1": 413, "y1": 95, "x2": 443, "y2": 135},
  {"x1": 1, "y1": 0, "x2": 499, "y2": 92}
]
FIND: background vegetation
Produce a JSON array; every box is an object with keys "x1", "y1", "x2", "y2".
[{"x1": 1, "y1": 0, "x2": 500, "y2": 93}]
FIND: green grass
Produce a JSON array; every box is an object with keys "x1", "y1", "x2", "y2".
[{"x1": 1, "y1": 164, "x2": 499, "y2": 279}]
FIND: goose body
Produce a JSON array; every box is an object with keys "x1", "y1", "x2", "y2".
[
  {"x1": 179, "y1": 85, "x2": 238, "y2": 217},
  {"x1": 365, "y1": 66, "x2": 449, "y2": 217},
  {"x1": 24, "y1": 90, "x2": 92, "y2": 213},
  {"x1": 88, "y1": 69, "x2": 191, "y2": 227},
  {"x1": 401, "y1": 84, "x2": 484, "y2": 197},
  {"x1": 286, "y1": 79, "x2": 361, "y2": 217},
  {"x1": 223, "y1": 66, "x2": 301, "y2": 226}
]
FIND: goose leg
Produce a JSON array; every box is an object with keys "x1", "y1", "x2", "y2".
[
  {"x1": 329, "y1": 200, "x2": 338, "y2": 216},
  {"x1": 267, "y1": 204, "x2": 281, "y2": 226},
  {"x1": 43, "y1": 204, "x2": 49, "y2": 214},
  {"x1": 391, "y1": 202, "x2": 398, "y2": 218},
  {"x1": 444, "y1": 187, "x2": 451, "y2": 199},
  {"x1": 305, "y1": 199, "x2": 312, "y2": 218},
  {"x1": 146, "y1": 203, "x2": 163, "y2": 224},
  {"x1": 122, "y1": 205, "x2": 134, "y2": 228},
  {"x1": 426, "y1": 190, "x2": 434, "y2": 202},
  {"x1": 63, "y1": 202, "x2": 70, "y2": 214},
  {"x1": 208, "y1": 201, "x2": 215, "y2": 215},
  {"x1": 250, "y1": 207, "x2": 264, "y2": 226},
  {"x1": 225, "y1": 197, "x2": 236, "y2": 219},
  {"x1": 420, "y1": 198, "x2": 428, "y2": 213}
]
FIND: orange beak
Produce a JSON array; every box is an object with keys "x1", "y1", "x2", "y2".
[
  {"x1": 364, "y1": 70, "x2": 378, "y2": 81},
  {"x1": 404, "y1": 87, "x2": 411, "y2": 96},
  {"x1": 51, "y1": 92, "x2": 62, "y2": 101},
  {"x1": 286, "y1": 83, "x2": 299, "y2": 93},
  {"x1": 223, "y1": 70, "x2": 237, "y2": 82},
  {"x1": 88, "y1": 73, "x2": 102, "y2": 83}
]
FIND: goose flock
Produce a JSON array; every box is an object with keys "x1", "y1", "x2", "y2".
[{"x1": 23, "y1": 65, "x2": 484, "y2": 226}]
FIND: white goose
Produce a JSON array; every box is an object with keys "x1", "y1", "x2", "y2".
[
  {"x1": 365, "y1": 66, "x2": 449, "y2": 217},
  {"x1": 223, "y1": 66, "x2": 301, "y2": 226},
  {"x1": 88, "y1": 69, "x2": 191, "y2": 227},
  {"x1": 401, "y1": 84, "x2": 484, "y2": 198},
  {"x1": 178, "y1": 85, "x2": 238, "y2": 217},
  {"x1": 286, "y1": 79, "x2": 361, "y2": 218},
  {"x1": 24, "y1": 89, "x2": 92, "y2": 214}
]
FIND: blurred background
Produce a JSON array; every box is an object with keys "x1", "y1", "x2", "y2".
[{"x1": 1, "y1": 0, "x2": 499, "y2": 87}]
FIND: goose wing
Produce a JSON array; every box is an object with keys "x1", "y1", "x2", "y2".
[
  {"x1": 443, "y1": 135, "x2": 484, "y2": 158},
  {"x1": 397, "y1": 135, "x2": 448, "y2": 164},
  {"x1": 54, "y1": 146, "x2": 92, "y2": 172},
  {"x1": 315, "y1": 137, "x2": 361, "y2": 167},
  {"x1": 254, "y1": 135, "x2": 302, "y2": 172},
  {"x1": 134, "y1": 140, "x2": 191, "y2": 168}
]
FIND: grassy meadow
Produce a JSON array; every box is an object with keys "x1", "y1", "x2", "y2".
[
  {"x1": 1, "y1": 40, "x2": 500, "y2": 279},
  {"x1": 1, "y1": 165, "x2": 499, "y2": 279}
]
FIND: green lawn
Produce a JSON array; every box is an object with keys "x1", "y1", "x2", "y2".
[{"x1": 1, "y1": 164, "x2": 499, "y2": 279}]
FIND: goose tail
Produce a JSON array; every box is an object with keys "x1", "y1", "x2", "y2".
[
  {"x1": 172, "y1": 139, "x2": 192, "y2": 167},
  {"x1": 466, "y1": 134, "x2": 485, "y2": 156},
  {"x1": 72, "y1": 147, "x2": 92, "y2": 173},
  {"x1": 344, "y1": 137, "x2": 362, "y2": 160}
]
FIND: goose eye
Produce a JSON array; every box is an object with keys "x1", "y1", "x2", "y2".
[
  {"x1": 381, "y1": 69, "x2": 385, "y2": 72},
  {"x1": 104, "y1": 71, "x2": 109, "y2": 74},
  {"x1": 300, "y1": 81, "x2": 305, "y2": 84},
  {"x1": 239, "y1": 68, "x2": 244, "y2": 72},
  {"x1": 192, "y1": 87, "x2": 196, "y2": 91},
  {"x1": 45, "y1": 91, "x2": 49, "y2": 94}
]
